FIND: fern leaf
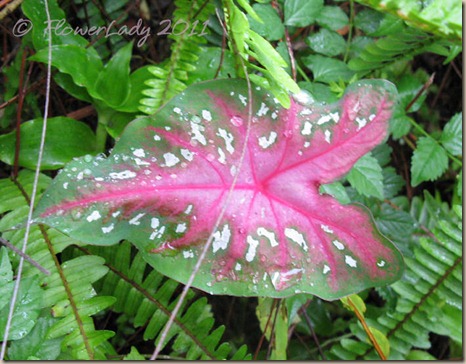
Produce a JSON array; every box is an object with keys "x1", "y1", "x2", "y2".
[
  {"x1": 327, "y1": 201, "x2": 462, "y2": 359},
  {"x1": 349, "y1": 27, "x2": 453, "y2": 74},
  {"x1": 354, "y1": 0, "x2": 461, "y2": 43},
  {"x1": 84, "y1": 242, "x2": 251, "y2": 360},
  {"x1": 0, "y1": 171, "x2": 115, "y2": 360},
  {"x1": 140, "y1": 0, "x2": 214, "y2": 114}
]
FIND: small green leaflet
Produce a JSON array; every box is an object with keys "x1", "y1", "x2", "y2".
[
  {"x1": 440, "y1": 113, "x2": 462, "y2": 156},
  {"x1": 411, "y1": 137, "x2": 448, "y2": 187},
  {"x1": 284, "y1": 0, "x2": 323, "y2": 27},
  {"x1": 348, "y1": 153, "x2": 384, "y2": 200},
  {"x1": 306, "y1": 28, "x2": 347, "y2": 57},
  {"x1": 303, "y1": 55, "x2": 355, "y2": 84}
]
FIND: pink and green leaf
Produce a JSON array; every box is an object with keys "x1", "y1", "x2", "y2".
[{"x1": 34, "y1": 79, "x2": 403, "y2": 300}]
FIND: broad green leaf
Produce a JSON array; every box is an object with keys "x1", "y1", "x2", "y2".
[
  {"x1": 248, "y1": 4, "x2": 285, "y2": 41},
  {"x1": 348, "y1": 153, "x2": 384, "y2": 200},
  {"x1": 117, "y1": 65, "x2": 154, "y2": 113},
  {"x1": 53, "y1": 73, "x2": 93, "y2": 103},
  {"x1": 0, "y1": 117, "x2": 96, "y2": 170},
  {"x1": 104, "y1": 111, "x2": 138, "y2": 139},
  {"x1": 35, "y1": 79, "x2": 403, "y2": 300},
  {"x1": 382, "y1": 167, "x2": 405, "y2": 199},
  {"x1": 22, "y1": 0, "x2": 88, "y2": 49},
  {"x1": 302, "y1": 55, "x2": 355, "y2": 84},
  {"x1": 306, "y1": 28, "x2": 346, "y2": 57},
  {"x1": 354, "y1": 9, "x2": 385, "y2": 36},
  {"x1": 411, "y1": 137, "x2": 448, "y2": 186},
  {"x1": 30, "y1": 45, "x2": 103, "y2": 93},
  {"x1": 316, "y1": 6, "x2": 349, "y2": 31},
  {"x1": 284, "y1": 0, "x2": 324, "y2": 27},
  {"x1": 94, "y1": 42, "x2": 133, "y2": 108},
  {"x1": 439, "y1": 113, "x2": 462, "y2": 156},
  {"x1": 375, "y1": 204, "x2": 415, "y2": 252}
]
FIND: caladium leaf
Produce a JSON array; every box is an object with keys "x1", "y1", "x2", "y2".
[{"x1": 34, "y1": 79, "x2": 403, "y2": 300}]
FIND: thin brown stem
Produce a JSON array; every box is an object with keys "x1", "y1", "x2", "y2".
[
  {"x1": 0, "y1": 237, "x2": 50, "y2": 275},
  {"x1": 300, "y1": 305, "x2": 326, "y2": 360},
  {"x1": 12, "y1": 49, "x2": 28, "y2": 179},
  {"x1": 347, "y1": 296, "x2": 386, "y2": 360},
  {"x1": 254, "y1": 299, "x2": 278, "y2": 360}
]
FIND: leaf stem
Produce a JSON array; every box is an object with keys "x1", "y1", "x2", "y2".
[
  {"x1": 346, "y1": 296, "x2": 387, "y2": 360},
  {"x1": 296, "y1": 63, "x2": 310, "y2": 82},
  {"x1": 95, "y1": 119, "x2": 108, "y2": 153},
  {"x1": 407, "y1": 118, "x2": 463, "y2": 166},
  {"x1": 343, "y1": 0, "x2": 355, "y2": 63},
  {"x1": 0, "y1": 237, "x2": 50, "y2": 275}
]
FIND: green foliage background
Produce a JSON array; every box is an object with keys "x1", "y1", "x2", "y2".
[{"x1": 0, "y1": 0, "x2": 462, "y2": 360}]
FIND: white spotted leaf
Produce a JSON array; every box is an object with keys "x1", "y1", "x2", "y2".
[{"x1": 34, "y1": 79, "x2": 403, "y2": 300}]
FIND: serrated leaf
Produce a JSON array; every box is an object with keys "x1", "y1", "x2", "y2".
[
  {"x1": 306, "y1": 28, "x2": 347, "y2": 57},
  {"x1": 348, "y1": 153, "x2": 384, "y2": 200},
  {"x1": 439, "y1": 113, "x2": 462, "y2": 156},
  {"x1": 248, "y1": 4, "x2": 285, "y2": 41},
  {"x1": 317, "y1": 6, "x2": 349, "y2": 31},
  {"x1": 35, "y1": 79, "x2": 403, "y2": 300},
  {"x1": 411, "y1": 137, "x2": 448, "y2": 186},
  {"x1": 382, "y1": 167, "x2": 405, "y2": 199},
  {"x1": 284, "y1": 0, "x2": 324, "y2": 27},
  {"x1": 303, "y1": 55, "x2": 355, "y2": 84}
]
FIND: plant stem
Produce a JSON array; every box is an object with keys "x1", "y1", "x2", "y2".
[
  {"x1": 347, "y1": 296, "x2": 387, "y2": 360},
  {"x1": 343, "y1": 0, "x2": 355, "y2": 63},
  {"x1": 95, "y1": 119, "x2": 108, "y2": 153},
  {"x1": 296, "y1": 63, "x2": 310, "y2": 82}
]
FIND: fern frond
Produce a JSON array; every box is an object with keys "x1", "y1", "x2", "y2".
[
  {"x1": 0, "y1": 171, "x2": 115, "y2": 360},
  {"x1": 328, "y1": 202, "x2": 462, "y2": 359},
  {"x1": 349, "y1": 27, "x2": 454, "y2": 75},
  {"x1": 140, "y1": 0, "x2": 214, "y2": 114},
  {"x1": 83, "y1": 242, "x2": 251, "y2": 360},
  {"x1": 355, "y1": 0, "x2": 461, "y2": 44}
]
